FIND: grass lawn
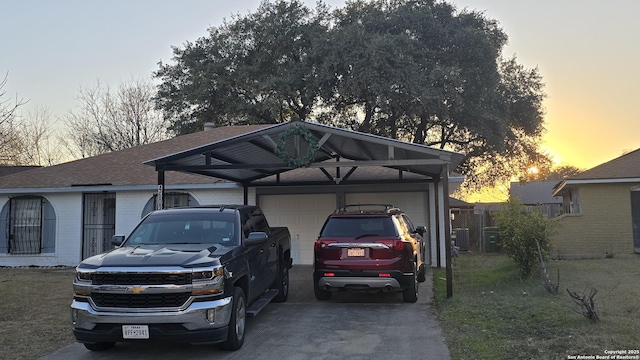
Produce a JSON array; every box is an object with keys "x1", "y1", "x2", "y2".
[{"x1": 433, "y1": 253, "x2": 640, "y2": 360}]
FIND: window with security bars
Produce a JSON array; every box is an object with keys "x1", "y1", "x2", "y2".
[
  {"x1": 9, "y1": 196, "x2": 43, "y2": 254},
  {"x1": 141, "y1": 192, "x2": 198, "y2": 218},
  {"x1": 0, "y1": 196, "x2": 56, "y2": 255}
]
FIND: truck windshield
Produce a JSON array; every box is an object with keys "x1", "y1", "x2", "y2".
[{"x1": 126, "y1": 212, "x2": 237, "y2": 246}]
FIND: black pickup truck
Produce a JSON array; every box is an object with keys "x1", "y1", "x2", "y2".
[{"x1": 71, "y1": 205, "x2": 292, "y2": 351}]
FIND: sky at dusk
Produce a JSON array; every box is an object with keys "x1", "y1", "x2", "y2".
[{"x1": 2, "y1": 0, "x2": 639, "y2": 171}]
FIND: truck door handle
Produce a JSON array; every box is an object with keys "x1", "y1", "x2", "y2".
[{"x1": 260, "y1": 249, "x2": 265, "y2": 254}]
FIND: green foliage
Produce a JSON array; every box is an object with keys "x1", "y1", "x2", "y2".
[
  {"x1": 493, "y1": 197, "x2": 557, "y2": 278},
  {"x1": 154, "y1": 0, "x2": 548, "y2": 188},
  {"x1": 434, "y1": 254, "x2": 640, "y2": 359}
]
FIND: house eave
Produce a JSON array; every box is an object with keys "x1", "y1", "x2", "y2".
[
  {"x1": 0, "y1": 182, "x2": 241, "y2": 195},
  {"x1": 553, "y1": 177, "x2": 640, "y2": 196}
]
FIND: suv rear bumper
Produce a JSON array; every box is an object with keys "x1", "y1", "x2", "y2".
[{"x1": 314, "y1": 269, "x2": 413, "y2": 291}]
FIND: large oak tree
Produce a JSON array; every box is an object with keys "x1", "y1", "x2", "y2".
[{"x1": 154, "y1": 0, "x2": 548, "y2": 188}]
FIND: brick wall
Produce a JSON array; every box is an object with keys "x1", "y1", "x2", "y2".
[{"x1": 553, "y1": 183, "x2": 637, "y2": 259}]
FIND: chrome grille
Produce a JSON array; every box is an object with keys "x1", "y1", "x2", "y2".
[
  {"x1": 92, "y1": 273, "x2": 192, "y2": 285},
  {"x1": 91, "y1": 292, "x2": 191, "y2": 308}
]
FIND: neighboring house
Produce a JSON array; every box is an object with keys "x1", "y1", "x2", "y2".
[
  {"x1": 553, "y1": 149, "x2": 640, "y2": 259},
  {"x1": 510, "y1": 181, "x2": 563, "y2": 218},
  {"x1": 0, "y1": 121, "x2": 463, "y2": 267}
]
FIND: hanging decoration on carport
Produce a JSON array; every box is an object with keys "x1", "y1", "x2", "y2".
[{"x1": 276, "y1": 124, "x2": 318, "y2": 168}]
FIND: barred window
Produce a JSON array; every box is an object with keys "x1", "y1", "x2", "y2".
[
  {"x1": 141, "y1": 192, "x2": 199, "y2": 218},
  {"x1": 0, "y1": 196, "x2": 56, "y2": 255}
]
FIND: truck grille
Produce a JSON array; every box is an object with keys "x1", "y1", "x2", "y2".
[
  {"x1": 92, "y1": 273, "x2": 193, "y2": 285},
  {"x1": 91, "y1": 292, "x2": 192, "y2": 308}
]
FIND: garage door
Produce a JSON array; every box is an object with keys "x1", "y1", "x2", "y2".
[
  {"x1": 345, "y1": 192, "x2": 428, "y2": 228},
  {"x1": 259, "y1": 194, "x2": 336, "y2": 265}
]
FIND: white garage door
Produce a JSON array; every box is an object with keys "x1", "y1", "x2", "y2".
[
  {"x1": 259, "y1": 194, "x2": 336, "y2": 265},
  {"x1": 345, "y1": 192, "x2": 428, "y2": 228}
]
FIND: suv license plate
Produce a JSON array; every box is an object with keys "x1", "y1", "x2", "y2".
[
  {"x1": 347, "y1": 248, "x2": 365, "y2": 257},
  {"x1": 122, "y1": 325, "x2": 149, "y2": 339}
]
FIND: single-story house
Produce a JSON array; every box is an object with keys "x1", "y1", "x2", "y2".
[
  {"x1": 510, "y1": 181, "x2": 563, "y2": 218},
  {"x1": 553, "y1": 149, "x2": 640, "y2": 258},
  {"x1": 0, "y1": 120, "x2": 464, "y2": 267}
]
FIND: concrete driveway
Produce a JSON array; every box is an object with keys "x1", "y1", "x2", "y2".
[{"x1": 42, "y1": 265, "x2": 451, "y2": 360}]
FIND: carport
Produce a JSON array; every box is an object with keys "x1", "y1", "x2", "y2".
[{"x1": 145, "y1": 120, "x2": 463, "y2": 295}]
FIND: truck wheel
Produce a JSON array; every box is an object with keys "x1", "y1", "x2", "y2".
[
  {"x1": 272, "y1": 267, "x2": 289, "y2": 303},
  {"x1": 402, "y1": 263, "x2": 418, "y2": 303},
  {"x1": 83, "y1": 342, "x2": 115, "y2": 351},
  {"x1": 221, "y1": 287, "x2": 246, "y2": 350},
  {"x1": 417, "y1": 263, "x2": 427, "y2": 283},
  {"x1": 314, "y1": 283, "x2": 332, "y2": 301}
]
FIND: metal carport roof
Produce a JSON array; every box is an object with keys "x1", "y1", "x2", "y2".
[{"x1": 144, "y1": 120, "x2": 464, "y2": 185}]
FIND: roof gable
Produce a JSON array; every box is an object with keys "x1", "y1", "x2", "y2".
[{"x1": 145, "y1": 120, "x2": 465, "y2": 184}]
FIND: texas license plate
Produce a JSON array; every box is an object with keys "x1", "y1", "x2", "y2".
[
  {"x1": 122, "y1": 325, "x2": 149, "y2": 339},
  {"x1": 347, "y1": 248, "x2": 365, "y2": 257}
]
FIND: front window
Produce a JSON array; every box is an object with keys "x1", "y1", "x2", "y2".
[{"x1": 0, "y1": 196, "x2": 56, "y2": 255}]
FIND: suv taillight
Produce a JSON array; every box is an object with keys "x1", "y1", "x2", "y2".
[
  {"x1": 314, "y1": 240, "x2": 337, "y2": 250},
  {"x1": 375, "y1": 239, "x2": 404, "y2": 251}
]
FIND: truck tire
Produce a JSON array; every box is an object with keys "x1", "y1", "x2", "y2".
[
  {"x1": 417, "y1": 263, "x2": 427, "y2": 283},
  {"x1": 83, "y1": 342, "x2": 115, "y2": 351},
  {"x1": 314, "y1": 282, "x2": 332, "y2": 301},
  {"x1": 221, "y1": 287, "x2": 246, "y2": 351},
  {"x1": 402, "y1": 263, "x2": 418, "y2": 303},
  {"x1": 272, "y1": 267, "x2": 289, "y2": 303}
]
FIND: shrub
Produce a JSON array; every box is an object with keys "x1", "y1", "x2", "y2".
[{"x1": 493, "y1": 197, "x2": 557, "y2": 278}]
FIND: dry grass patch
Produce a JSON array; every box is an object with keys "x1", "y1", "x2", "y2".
[
  {"x1": 434, "y1": 254, "x2": 640, "y2": 360},
  {"x1": 0, "y1": 267, "x2": 76, "y2": 360}
]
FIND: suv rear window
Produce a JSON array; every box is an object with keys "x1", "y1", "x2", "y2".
[{"x1": 320, "y1": 217, "x2": 397, "y2": 237}]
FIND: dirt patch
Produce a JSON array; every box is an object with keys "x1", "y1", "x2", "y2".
[{"x1": 0, "y1": 268, "x2": 76, "y2": 360}]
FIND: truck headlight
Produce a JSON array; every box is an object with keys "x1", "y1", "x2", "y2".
[
  {"x1": 75, "y1": 270, "x2": 93, "y2": 282},
  {"x1": 192, "y1": 266, "x2": 224, "y2": 295}
]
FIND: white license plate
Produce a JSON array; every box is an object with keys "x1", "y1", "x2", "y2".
[
  {"x1": 122, "y1": 325, "x2": 149, "y2": 339},
  {"x1": 347, "y1": 248, "x2": 365, "y2": 257}
]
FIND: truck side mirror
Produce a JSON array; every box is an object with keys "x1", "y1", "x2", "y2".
[
  {"x1": 111, "y1": 235, "x2": 125, "y2": 247},
  {"x1": 415, "y1": 226, "x2": 426, "y2": 236},
  {"x1": 244, "y1": 232, "x2": 268, "y2": 246}
]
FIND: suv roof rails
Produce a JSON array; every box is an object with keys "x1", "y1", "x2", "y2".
[{"x1": 334, "y1": 204, "x2": 401, "y2": 214}]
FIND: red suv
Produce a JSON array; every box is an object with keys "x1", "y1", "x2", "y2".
[{"x1": 313, "y1": 204, "x2": 427, "y2": 303}]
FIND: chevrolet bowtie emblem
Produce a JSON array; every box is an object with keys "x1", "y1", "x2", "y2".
[{"x1": 128, "y1": 286, "x2": 146, "y2": 294}]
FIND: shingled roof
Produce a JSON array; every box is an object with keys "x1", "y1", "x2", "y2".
[
  {"x1": 570, "y1": 148, "x2": 640, "y2": 180},
  {"x1": 553, "y1": 148, "x2": 640, "y2": 194},
  {"x1": 0, "y1": 125, "x2": 268, "y2": 190}
]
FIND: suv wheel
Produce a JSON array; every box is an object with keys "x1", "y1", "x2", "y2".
[
  {"x1": 402, "y1": 263, "x2": 418, "y2": 303},
  {"x1": 314, "y1": 282, "x2": 332, "y2": 301}
]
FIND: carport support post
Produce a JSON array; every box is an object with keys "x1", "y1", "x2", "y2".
[
  {"x1": 157, "y1": 165, "x2": 165, "y2": 210},
  {"x1": 442, "y1": 165, "x2": 453, "y2": 298},
  {"x1": 243, "y1": 183, "x2": 249, "y2": 205}
]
